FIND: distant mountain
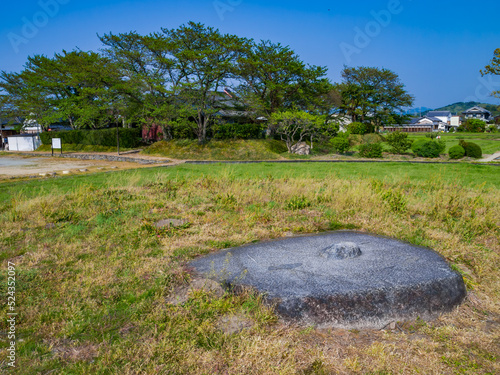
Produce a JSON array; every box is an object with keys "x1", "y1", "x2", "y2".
[
  {"x1": 406, "y1": 102, "x2": 500, "y2": 118},
  {"x1": 432, "y1": 102, "x2": 500, "y2": 117}
]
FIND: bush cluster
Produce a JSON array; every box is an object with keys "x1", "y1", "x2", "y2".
[
  {"x1": 385, "y1": 131, "x2": 413, "y2": 154},
  {"x1": 457, "y1": 119, "x2": 486, "y2": 133},
  {"x1": 40, "y1": 128, "x2": 142, "y2": 148},
  {"x1": 411, "y1": 139, "x2": 446, "y2": 158},
  {"x1": 448, "y1": 145, "x2": 465, "y2": 159},
  {"x1": 330, "y1": 136, "x2": 350, "y2": 154},
  {"x1": 459, "y1": 140, "x2": 483, "y2": 159},
  {"x1": 358, "y1": 142, "x2": 383, "y2": 158},
  {"x1": 212, "y1": 123, "x2": 266, "y2": 140}
]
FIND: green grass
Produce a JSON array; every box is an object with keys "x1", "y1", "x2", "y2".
[
  {"x1": 407, "y1": 132, "x2": 500, "y2": 154},
  {"x1": 1, "y1": 162, "x2": 498, "y2": 203},
  {"x1": 141, "y1": 139, "x2": 288, "y2": 160},
  {"x1": 1, "y1": 163, "x2": 499, "y2": 373}
]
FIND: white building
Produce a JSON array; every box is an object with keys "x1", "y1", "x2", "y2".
[
  {"x1": 427, "y1": 111, "x2": 452, "y2": 125},
  {"x1": 7, "y1": 135, "x2": 42, "y2": 151}
]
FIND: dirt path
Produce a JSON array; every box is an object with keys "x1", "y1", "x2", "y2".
[
  {"x1": 0, "y1": 153, "x2": 177, "y2": 178},
  {"x1": 479, "y1": 151, "x2": 500, "y2": 162}
]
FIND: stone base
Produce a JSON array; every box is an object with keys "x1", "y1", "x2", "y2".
[{"x1": 188, "y1": 231, "x2": 466, "y2": 329}]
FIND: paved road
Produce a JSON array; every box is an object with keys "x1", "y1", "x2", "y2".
[{"x1": 479, "y1": 152, "x2": 500, "y2": 162}]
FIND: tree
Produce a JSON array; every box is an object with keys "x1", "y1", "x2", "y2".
[
  {"x1": 0, "y1": 50, "x2": 124, "y2": 130},
  {"x1": 235, "y1": 40, "x2": 333, "y2": 118},
  {"x1": 269, "y1": 110, "x2": 323, "y2": 153},
  {"x1": 481, "y1": 48, "x2": 500, "y2": 99},
  {"x1": 333, "y1": 66, "x2": 414, "y2": 129},
  {"x1": 162, "y1": 22, "x2": 248, "y2": 143},
  {"x1": 99, "y1": 31, "x2": 187, "y2": 137}
]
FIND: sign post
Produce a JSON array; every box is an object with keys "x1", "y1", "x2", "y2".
[{"x1": 51, "y1": 138, "x2": 62, "y2": 156}]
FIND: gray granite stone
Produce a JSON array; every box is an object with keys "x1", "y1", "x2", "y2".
[{"x1": 188, "y1": 231, "x2": 466, "y2": 329}]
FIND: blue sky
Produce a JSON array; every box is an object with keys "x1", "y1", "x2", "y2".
[{"x1": 1, "y1": 0, "x2": 499, "y2": 109}]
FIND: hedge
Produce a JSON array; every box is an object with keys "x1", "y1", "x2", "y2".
[
  {"x1": 211, "y1": 123, "x2": 266, "y2": 140},
  {"x1": 40, "y1": 128, "x2": 142, "y2": 148}
]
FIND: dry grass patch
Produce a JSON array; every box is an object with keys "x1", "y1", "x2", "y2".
[{"x1": 0, "y1": 163, "x2": 499, "y2": 374}]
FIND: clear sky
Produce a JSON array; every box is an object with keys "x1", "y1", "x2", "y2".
[{"x1": 1, "y1": 0, "x2": 499, "y2": 109}]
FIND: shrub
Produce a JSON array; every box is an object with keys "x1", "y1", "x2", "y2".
[
  {"x1": 411, "y1": 139, "x2": 442, "y2": 158},
  {"x1": 347, "y1": 122, "x2": 369, "y2": 135},
  {"x1": 486, "y1": 124, "x2": 498, "y2": 133},
  {"x1": 459, "y1": 119, "x2": 486, "y2": 133},
  {"x1": 212, "y1": 122, "x2": 266, "y2": 140},
  {"x1": 420, "y1": 142, "x2": 441, "y2": 158},
  {"x1": 40, "y1": 128, "x2": 142, "y2": 148},
  {"x1": 362, "y1": 133, "x2": 383, "y2": 144},
  {"x1": 358, "y1": 143, "x2": 383, "y2": 158},
  {"x1": 411, "y1": 139, "x2": 428, "y2": 155},
  {"x1": 459, "y1": 140, "x2": 482, "y2": 159},
  {"x1": 385, "y1": 131, "x2": 413, "y2": 154},
  {"x1": 448, "y1": 145, "x2": 465, "y2": 159},
  {"x1": 330, "y1": 136, "x2": 351, "y2": 154}
]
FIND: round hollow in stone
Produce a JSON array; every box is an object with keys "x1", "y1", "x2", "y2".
[
  {"x1": 320, "y1": 242, "x2": 362, "y2": 260},
  {"x1": 188, "y1": 231, "x2": 466, "y2": 329}
]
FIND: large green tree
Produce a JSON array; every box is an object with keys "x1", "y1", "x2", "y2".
[
  {"x1": 162, "y1": 22, "x2": 248, "y2": 143},
  {"x1": 235, "y1": 40, "x2": 333, "y2": 117},
  {"x1": 99, "y1": 31, "x2": 183, "y2": 138},
  {"x1": 0, "y1": 50, "x2": 124, "y2": 130},
  {"x1": 333, "y1": 66, "x2": 414, "y2": 128}
]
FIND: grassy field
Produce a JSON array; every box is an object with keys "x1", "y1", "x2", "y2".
[
  {"x1": 141, "y1": 139, "x2": 288, "y2": 160},
  {"x1": 406, "y1": 133, "x2": 500, "y2": 155},
  {"x1": 1, "y1": 163, "x2": 499, "y2": 374}
]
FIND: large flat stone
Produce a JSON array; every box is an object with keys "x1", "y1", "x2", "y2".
[{"x1": 188, "y1": 231, "x2": 466, "y2": 329}]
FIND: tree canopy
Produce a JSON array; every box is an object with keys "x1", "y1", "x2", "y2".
[
  {"x1": 0, "y1": 50, "x2": 124, "y2": 130},
  {"x1": 0, "y1": 23, "x2": 417, "y2": 143},
  {"x1": 333, "y1": 66, "x2": 414, "y2": 128}
]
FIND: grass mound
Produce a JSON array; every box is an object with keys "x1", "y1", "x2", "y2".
[{"x1": 141, "y1": 139, "x2": 288, "y2": 160}]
